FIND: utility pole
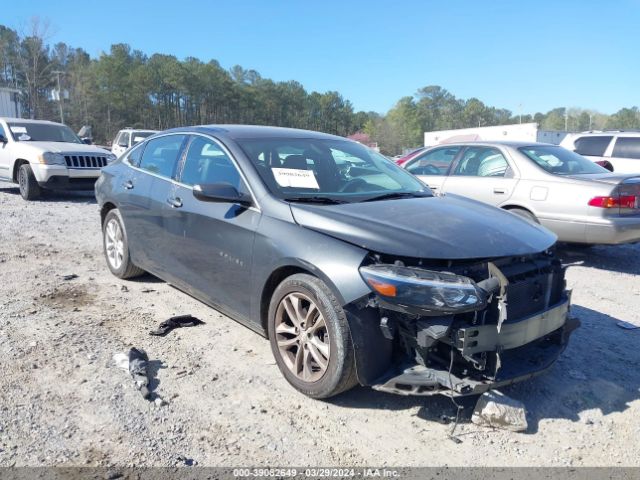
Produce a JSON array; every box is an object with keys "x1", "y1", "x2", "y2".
[
  {"x1": 52, "y1": 70, "x2": 64, "y2": 124},
  {"x1": 564, "y1": 109, "x2": 568, "y2": 132},
  {"x1": 518, "y1": 103, "x2": 523, "y2": 124}
]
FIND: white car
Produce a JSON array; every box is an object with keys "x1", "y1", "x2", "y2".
[
  {"x1": 560, "y1": 131, "x2": 640, "y2": 174},
  {"x1": 0, "y1": 118, "x2": 115, "y2": 200},
  {"x1": 111, "y1": 128, "x2": 157, "y2": 157}
]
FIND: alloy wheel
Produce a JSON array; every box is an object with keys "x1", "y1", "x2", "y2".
[
  {"x1": 274, "y1": 292, "x2": 330, "y2": 382},
  {"x1": 105, "y1": 218, "x2": 125, "y2": 270}
]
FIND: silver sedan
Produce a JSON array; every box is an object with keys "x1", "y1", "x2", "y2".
[{"x1": 403, "y1": 141, "x2": 640, "y2": 244}]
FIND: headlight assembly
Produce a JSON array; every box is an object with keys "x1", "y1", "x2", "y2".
[
  {"x1": 359, "y1": 264, "x2": 488, "y2": 314},
  {"x1": 38, "y1": 152, "x2": 66, "y2": 165}
]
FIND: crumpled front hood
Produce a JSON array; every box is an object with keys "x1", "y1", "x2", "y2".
[
  {"x1": 290, "y1": 195, "x2": 556, "y2": 260},
  {"x1": 14, "y1": 141, "x2": 110, "y2": 155}
]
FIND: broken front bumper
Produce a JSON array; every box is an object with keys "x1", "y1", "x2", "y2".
[{"x1": 372, "y1": 298, "x2": 579, "y2": 396}]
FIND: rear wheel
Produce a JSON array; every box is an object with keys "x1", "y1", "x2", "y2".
[
  {"x1": 508, "y1": 207, "x2": 538, "y2": 224},
  {"x1": 17, "y1": 164, "x2": 41, "y2": 200},
  {"x1": 102, "y1": 209, "x2": 145, "y2": 279},
  {"x1": 268, "y1": 274, "x2": 357, "y2": 399}
]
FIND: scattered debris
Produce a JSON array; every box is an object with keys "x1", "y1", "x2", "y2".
[
  {"x1": 141, "y1": 288, "x2": 156, "y2": 293},
  {"x1": 617, "y1": 321, "x2": 640, "y2": 330},
  {"x1": 149, "y1": 314, "x2": 204, "y2": 336},
  {"x1": 176, "y1": 455, "x2": 196, "y2": 466},
  {"x1": 61, "y1": 274, "x2": 78, "y2": 281},
  {"x1": 112, "y1": 353, "x2": 129, "y2": 372},
  {"x1": 471, "y1": 390, "x2": 528, "y2": 432},
  {"x1": 120, "y1": 285, "x2": 129, "y2": 292},
  {"x1": 128, "y1": 348, "x2": 151, "y2": 399}
]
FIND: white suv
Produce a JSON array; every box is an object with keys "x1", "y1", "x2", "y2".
[
  {"x1": 0, "y1": 118, "x2": 116, "y2": 200},
  {"x1": 560, "y1": 131, "x2": 640, "y2": 174},
  {"x1": 111, "y1": 128, "x2": 157, "y2": 157}
]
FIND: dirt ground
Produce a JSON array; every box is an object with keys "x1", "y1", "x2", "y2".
[{"x1": 0, "y1": 182, "x2": 639, "y2": 468}]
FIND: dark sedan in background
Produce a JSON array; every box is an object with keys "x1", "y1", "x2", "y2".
[{"x1": 95, "y1": 125, "x2": 577, "y2": 398}]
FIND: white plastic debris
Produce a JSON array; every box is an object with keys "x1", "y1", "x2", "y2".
[
  {"x1": 471, "y1": 390, "x2": 528, "y2": 432},
  {"x1": 112, "y1": 353, "x2": 129, "y2": 371}
]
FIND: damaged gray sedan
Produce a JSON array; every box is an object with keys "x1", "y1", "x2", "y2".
[{"x1": 95, "y1": 125, "x2": 578, "y2": 398}]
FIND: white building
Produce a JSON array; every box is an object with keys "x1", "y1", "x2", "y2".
[
  {"x1": 0, "y1": 87, "x2": 21, "y2": 118},
  {"x1": 424, "y1": 122, "x2": 568, "y2": 147}
]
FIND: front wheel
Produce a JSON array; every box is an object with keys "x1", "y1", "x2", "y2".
[
  {"x1": 18, "y1": 164, "x2": 42, "y2": 200},
  {"x1": 268, "y1": 274, "x2": 357, "y2": 399},
  {"x1": 102, "y1": 208, "x2": 145, "y2": 279}
]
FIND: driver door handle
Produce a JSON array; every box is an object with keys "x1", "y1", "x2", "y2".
[
  {"x1": 166, "y1": 196, "x2": 183, "y2": 208},
  {"x1": 123, "y1": 180, "x2": 134, "y2": 190},
  {"x1": 493, "y1": 188, "x2": 506, "y2": 194}
]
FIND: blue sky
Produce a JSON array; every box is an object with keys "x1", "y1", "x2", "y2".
[{"x1": 4, "y1": 0, "x2": 639, "y2": 115}]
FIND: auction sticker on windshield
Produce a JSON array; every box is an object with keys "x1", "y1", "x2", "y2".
[
  {"x1": 10, "y1": 126, "x2": 27, "y2": 134},
  {"x1": 272, "y1": 168, "x2": 320, "y2": 189}
]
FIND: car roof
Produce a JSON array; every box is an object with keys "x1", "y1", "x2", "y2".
[
  {"x1": 426, "y1": 140, "x2": 556, "y2": 148},
  {"x1": 163, "y1": 124, "x2": 348, "y2": 141}
]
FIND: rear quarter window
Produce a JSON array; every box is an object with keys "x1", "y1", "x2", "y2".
[
  {"x1": 574, "y1": 136, "x2": 613, "y2": 156},
  {"x1": 612, "y1": 137, "x2": 640, "y2": 159}
]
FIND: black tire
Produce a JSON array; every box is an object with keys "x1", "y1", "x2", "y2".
[
  {"x1": 268, "y1": 273, "x2": 357, "y2": 399},
  {"x1": 508, "y1": 207, "x2": 539, "y2": 224},
  {"x1": 102, "y1": 208, "x2": 145, "y2": 279},
  {"x1": 17, "y1": 163, "x2": 42, "y2": 200}
]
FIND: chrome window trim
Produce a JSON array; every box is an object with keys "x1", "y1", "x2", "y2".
[{"x1": 123, "y1": 131, "x2": 261, "y2": 213}]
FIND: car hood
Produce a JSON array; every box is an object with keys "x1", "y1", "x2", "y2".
[
  {"x1": 14, "y1": 141, "x2": 111, "y2": 155},
  {"x1": 290, "y1": 195, "x2": 556, "y2": 260}
]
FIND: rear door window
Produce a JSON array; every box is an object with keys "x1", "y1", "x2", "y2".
[
  {"x1": 452, "y1": 147, "x2": 510, "y2": 177},
  {"x1": 139, "y1": 134, "x2": 187, "y2": 179},
  {"x1": 611, "y1": 137, "x2": 640, "y2": 159},
  {"x1": 574, "y1": 136, "x2": 613, "y2": 156},
  {"x1": 405, "y1": 147, "x2": 461, "y2": 175}
]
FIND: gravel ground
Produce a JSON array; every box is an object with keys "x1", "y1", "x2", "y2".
[{"x1": 0, "y1": 182, "x2": 639, "y2": 468}]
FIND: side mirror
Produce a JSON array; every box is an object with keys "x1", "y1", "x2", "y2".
[
  {"x1": 81, "y1": 138, "x2": 92, "y2": 145},
  {"x1": 193, "y1": 183, "x2": 252, "y2": 207}
]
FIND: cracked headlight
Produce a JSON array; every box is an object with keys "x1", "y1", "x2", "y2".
[
  {"x1": 359, "y1": 264, "x2": 488, "y2": 314},
  {"x1": 38, "y1": 152, "x2": 66, "y2": 165}
]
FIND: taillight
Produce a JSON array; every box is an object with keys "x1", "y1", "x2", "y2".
[{"x1": 588, "y1": 195, "x2": 638, "y2": 208}]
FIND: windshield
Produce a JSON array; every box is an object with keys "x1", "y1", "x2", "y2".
[
  {"x1": 519, "y1": 145, "x2": 609, "y2": 175},
  {"x1": 8, "y1": 122, "x2": 82, "y2": 143},
  {"x1": 237, "y1": 138, "x2": 431, "y2": 202}
]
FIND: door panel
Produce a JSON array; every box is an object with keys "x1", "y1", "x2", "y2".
[
  {"x1": 441, "y1": 146, "x2": 518, "y2": 207},
  {"x1": 163, "y1": 184, "x2": 260, "y2": 319},
  {"x1": 0, "y1": 123, "x2": 12, "y2": 180}
]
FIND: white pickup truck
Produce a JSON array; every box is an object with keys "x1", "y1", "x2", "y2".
[{"x1": 0, "y1": 117, "x2": 115, "y2": 200}]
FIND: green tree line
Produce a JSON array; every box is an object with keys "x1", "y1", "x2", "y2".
[{"x1": 1, "y1": 20, "x2": 638, "y2": 152}]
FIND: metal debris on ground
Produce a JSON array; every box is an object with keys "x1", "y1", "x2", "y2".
[
  {"x1": 61, "y1": 274, "x2": 78, "y2": 281},
  {"x1": 149, "y1": 314, "x2": 205, "y2": 336},
  {"x1": 471, "y1": 390, "x2": 528, "y2": 432}
]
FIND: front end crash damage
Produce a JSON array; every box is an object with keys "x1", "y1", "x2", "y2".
[{"x1": 350, "y1": 250, "x2": 580, "y2": 396}]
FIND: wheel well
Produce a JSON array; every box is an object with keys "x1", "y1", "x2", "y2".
[
  {"x1": 100, "y1": 202, "x2": 117, "y2": 227},
  {"x1": 502, "y1": 205, "x2": 534, "y2": 215},
  {"x1": 12, "y1": 159, "x2": 29, "y2": 182},
  {"x1": 260, "y1": 266, "x2": 312, "y2": 336}
]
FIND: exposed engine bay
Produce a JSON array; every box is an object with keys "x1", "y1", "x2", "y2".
[{"x1": 356, "y1": 249, "x2": 580, "y2": 396}]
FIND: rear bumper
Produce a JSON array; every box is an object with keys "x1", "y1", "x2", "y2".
[
  {"x1": 584, "y1": 217, "x2": 640, "y2": 244},
  {"x1": 372, "y1": 300, "x2": 579, "y2": 397},
  {"x1": 541, "y1": 216, "x2": 640, "y2": 244}
]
